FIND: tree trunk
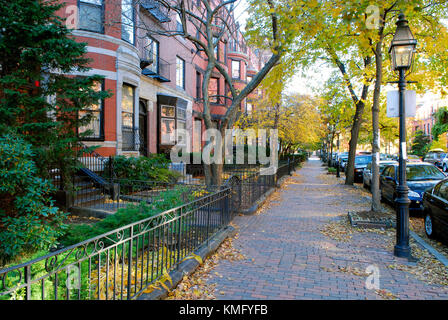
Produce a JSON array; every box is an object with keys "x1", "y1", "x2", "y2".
[
  {"x1": 345, "y1": 101, "x2": 365, "y2": 185},
  {"x1": 371, "y1": 39, "x2": 383, "y2": 212}
]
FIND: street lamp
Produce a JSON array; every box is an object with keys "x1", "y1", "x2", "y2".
[{"x1": 388, "y1": 13, "x2": 417, "y2": 259}]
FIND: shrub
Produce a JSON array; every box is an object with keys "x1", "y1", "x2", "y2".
[
  {"x1": 0, "y1": 134, "x2": 67, "y2": 265},
  {"x1": 60, "y1": 185, "x2": 194, "y2": 247},
  {"x1": 104, "y1": 155, "x2": 181, "y2": 182}
]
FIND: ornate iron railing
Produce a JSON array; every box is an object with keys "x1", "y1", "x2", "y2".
[
  {"x1": 0, "y1": 188, "x2": 232, "y2": 300},
  {"x1": 0, "y1": 155, "x2": 304, "y2": 300}
]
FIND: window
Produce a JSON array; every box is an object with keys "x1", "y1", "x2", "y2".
[
  {"x1": 160, "y1": 105, "x2": 175, "y2": 144},
  {"x1": 176, "y1": 57, "x2": 185, "y2": 89},
  {"x1": 79, "y1": 0, "x2": 103, "y2": 33},
  {"x1": 196, "y1": 71, "x2": 201, "y2": 99},
  {"x1": 213, "y1": 36, "x2": 219, "y2": 60},
  {"x1": 208, "y1": 77, "x2": 219, "y2": 104},
  {"x1": 246, "y1": 102, "x2": 253, "y2": 114},
  {"x1": 176, "y1": 13, "x2": 183, "y2": 32},
  {"x1": 145, "y1": 37, "x2": 159, "y2": 73},
  {"x1": 247, "y1": 75, "x2": 253, "y2": 83},
  {"x1": 231, "y1": 60, "x2": 240, "y2": 79},
  {"x1": 159, "y1": 104, "x2": 186, "y2": 145},
  {"x1": 122, "y1": 84, "x2": 134, "y2": 129},
  {"x1": 177, "y1": 106, "x2": 187, "y2": 144},
  {"x1": 79, "y1": 81, "x2": 104, "y2": 139},
  {"x1": 121, "y1": 0, "x2": 135, "y2": 44}
]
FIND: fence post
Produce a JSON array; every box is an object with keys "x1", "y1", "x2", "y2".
[
  {"x1": 25, "y1": 265, "x2": 31, "y2": 300},
  {"x1": 288, "y1": 158, "x2": 291, "y2": 175}
]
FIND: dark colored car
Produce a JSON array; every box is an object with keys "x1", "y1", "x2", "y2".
[
  {"x1": 422, "y1": 179, "x2": 448, "y2": 241},
  {"x1": 380, "y1": 163, "x2": 446, "y2": 212},
  {"x1": 346, "y1": 155, "x2": 372, "y2": 182}
]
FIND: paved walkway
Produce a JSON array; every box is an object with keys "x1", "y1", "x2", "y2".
[{"x1": 207, "y1": 158, "x2": 448, "y2": 299}]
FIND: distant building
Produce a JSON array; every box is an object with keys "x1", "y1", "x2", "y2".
[{"x1": 412, "y1": 92, "x2": 448, "y2": 149}]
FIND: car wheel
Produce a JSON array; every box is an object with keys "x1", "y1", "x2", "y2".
[
  {"x1": 363, "y1": 180, "x2": 367, "y2": 189},
  {"x1": 425, "y1": 214, "x2": 436, "y2": 239}
]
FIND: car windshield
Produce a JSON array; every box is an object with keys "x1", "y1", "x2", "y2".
[
  {"x1": 355, "y1": 156, "x2": 371, "y2": 164},
  {"x1": 437, "y1": 153, "x2": 447, "y2": 159},
  {"x1": 406, "y1": 165, "x2": 445, "y2": 181}
]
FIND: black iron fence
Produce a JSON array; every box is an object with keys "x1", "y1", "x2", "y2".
[
  {"x1": 0, "y1": 155, "x2": 305, "y2": 300},
  {"x1": 0, "y1": 188, "x2": 233, "y2": 300},
  {"x1": 71, "y1": 177, "x2": 219, "y2": 212}
]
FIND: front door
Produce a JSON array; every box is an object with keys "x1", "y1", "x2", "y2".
[{"x1": 139, "y1": 100, "x2": 148, "y2": 156}]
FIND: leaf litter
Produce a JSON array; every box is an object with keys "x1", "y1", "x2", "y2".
[{"x1": 164, "y1": 236, "x2": 246, "y2": 300}]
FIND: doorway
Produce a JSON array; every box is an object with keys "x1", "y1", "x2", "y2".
[{"x1": 139, "y1": 100, "x2": 149, "y2": 156}]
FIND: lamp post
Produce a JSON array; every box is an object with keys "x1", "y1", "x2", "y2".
[{"x1": 388, "y1": 13, "x2": 417, "y2": 259}]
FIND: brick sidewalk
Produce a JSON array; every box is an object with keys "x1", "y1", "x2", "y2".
[{"x1": 206, "y1": 158, "x2": 448, "y2": 300}]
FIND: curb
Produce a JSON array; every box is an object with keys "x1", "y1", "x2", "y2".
[
  {"x1": 348, "y1": 212, "x2": 448, "y2": 268},
  {"x1": 410, "y1": 230, "x2": 448, "y2": 268},
  {"x1": 240, "y1": 172, "x2": 293, "y2": 215},
  {"x1": 137, "y1": 225, "x2": 237, "y2": 300}
]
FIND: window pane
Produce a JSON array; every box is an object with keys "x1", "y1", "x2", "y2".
[
  {"x1": 213, "y1": 36, "x2": 219, "y2": 59},
  {"x1": 246, "y1": 102, "x2": 252, "y2": 114},
  {"x1": 122, "y1": 112, "x2": 133, "y2": 128},
  {"x1": 177, "y1": 120, "x2": 186, "y2": 144},
  {"x1": 81, "y1": 0, "x2": 101, "y2": 4},
  {"x1": 176, "y1": 57, "x2": 185, "y2": 88},
  {"x1": 122, "y1": 85, "x2": 134, "y2": 113},
  {"x1": 208, "y1": 78, "x2": 218, "y2": 103},
  {"x1": 161, "y1": 118, "x2": 175, "y2": 144},
  {"x1": 79, "y1": 3, "x2": 102, "y2": 33},
  {"x1": 161, "y1": 105, "x2": 175, "y2": 117},
  {"x1": 79, "y1": 81, "x2": 103, "y2": 138},
  {"x1": 148, "y1": 39, "x2": 159, "y2": 73},
  {"x1": 79, "y1": 111, "x2": 101, "y2": 137},
  {"x1": 122, "y1": 84, "x2": 134, "y2": 128},
  {"x1": 177, "y1": 108, "x2": 186, "y2": 120},
  {"x1": 232, "y1": 60, "x2": 240, "y2": 78},
  {"x1": 121, "y1": 0, "x2": 134, "y2": 44}
]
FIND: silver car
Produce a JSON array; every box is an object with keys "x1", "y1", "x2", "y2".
[{"x1": 363, "y1": 160, "x2": 398, "y2": 189}]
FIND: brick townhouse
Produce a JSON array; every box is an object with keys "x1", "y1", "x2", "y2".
[{"x1": 56, "y1": 0, "x2": 265, "y2": 159}]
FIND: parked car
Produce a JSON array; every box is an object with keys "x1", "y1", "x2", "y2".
[
  {"x1": 345, "y1": 155, "x2": 372, "y2": 182},
  {"x1": 337, "y1": 152, "x2": 349, "y2": 170},
  {"x1": 439, "y1": 154, "x2": 448, "y2": 172},
  {"x1": 407, "y1": 154, "x2": 422, "y2": 162},
  {"x1": 362, "y1": 160, "x2": 398, "y2": 189},
  {"x1": 380, "y1": 162, "x2": 446, "y2": 213},
  {"x1": 422, "y1": 179, "x2": 448, "y2": 241},
  {"x1": 423, "y1": 151, "x2": 446, "y2": 168}
]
